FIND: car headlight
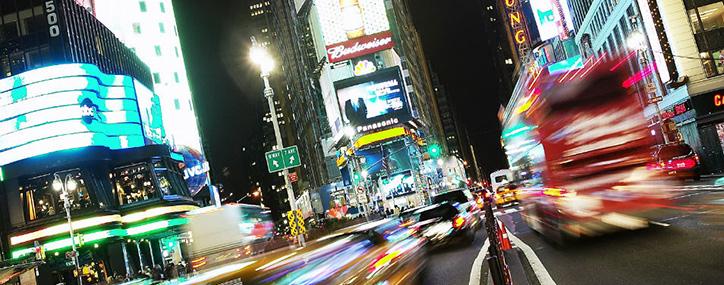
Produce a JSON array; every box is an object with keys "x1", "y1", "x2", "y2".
[
  {"x1": 557, "y1": 195, "x2": 602, "y2": 217},
  {"x1": 423, "y1": 221, "x2": 453, "y2": 238}
]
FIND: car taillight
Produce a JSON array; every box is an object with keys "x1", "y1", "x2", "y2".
[
  {"x1": 666, "y1": 158, "x2": 697, "y2": 170},
  {"x1": 453, "y1": 216, "x2": 465, "y2": 229}
]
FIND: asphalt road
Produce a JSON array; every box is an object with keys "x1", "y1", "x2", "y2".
[
  {"x1": 496, "y1": 182, "x2": 724, "y2": 285},
  {"x1": 420, "y1": 228, "x2": 488, "y2": 285}
]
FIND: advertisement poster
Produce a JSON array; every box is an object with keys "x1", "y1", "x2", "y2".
[{"x1": 335, "y1": 67, "x2": 411, "y2": 132}]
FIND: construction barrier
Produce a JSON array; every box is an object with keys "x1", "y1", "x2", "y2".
[{"x1": 483, "y1": 196, "x2": 512, "y2": 285}]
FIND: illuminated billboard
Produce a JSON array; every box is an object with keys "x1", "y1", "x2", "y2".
[
  {"x1": 315, "y1": 0, "x2": 394, "y2": 62},
  {"x1": 0, "y1": 64, "x2": 165, "y2": 166},
  {"x1": 530, "y1": 0, "x2": 563, "y2": 41},
  {"x1": 334, "y1": 67, "x2": 411, "y2": 133}
]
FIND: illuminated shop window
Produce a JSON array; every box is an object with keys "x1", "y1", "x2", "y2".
[
  {"x1": 20, "y1": 170, "x2": 93, "y2": 221},
  {"x1": 152, "y1": 159, "x2": 189, "y2": 197},
  {"x1": 686, "y1": 1, "x2": 724, "y2": 77},
  {"x1": 112, "y1": 163, "x2": 158, "y2": 206}
]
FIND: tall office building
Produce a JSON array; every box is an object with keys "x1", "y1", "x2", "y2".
[
  {"x1": 247, "y1": 0, "x2": 332, "y2": 220},
  {"x1": 0, "y1": 1, "x2": 198, "y2": 283},
  {"x1": 89, "y1": 0, "x2": 210, "y2": 195}
]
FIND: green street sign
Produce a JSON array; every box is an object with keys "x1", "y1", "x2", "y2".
[
  {"x1": 282, "y1": 146, "x2": 301, "y2": 168},
  {"x1": 265, "y1": 145, "x2": 301, "y2": 173},
  {"x1": 265, "y1": 150, "x2": 284, "y2": 173}
]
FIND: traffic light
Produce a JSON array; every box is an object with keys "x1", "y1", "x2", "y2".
[{"x1": 428, "y1": 144, "x2": 442, "y2": 158}]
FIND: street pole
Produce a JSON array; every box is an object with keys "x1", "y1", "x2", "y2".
[
  {"x1": 629, "y1": 16, "x2": 668, "y2": 144},
  {"x1": 55, "y1": 174, "x2": 82, "y2": 285},
  {"x1": 353, "y1": 155, "x2": 369, "y2": 221},
  {"x1": 469, "y1": 144, "x2": 483, "y2": 183},
  {"x1": 261, "y1": 73, "x2": 305, "y2": 247}
]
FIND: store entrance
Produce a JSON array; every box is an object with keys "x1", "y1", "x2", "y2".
[{"x1": 699, "y1": 123, "x2": 724, "y2": 174}]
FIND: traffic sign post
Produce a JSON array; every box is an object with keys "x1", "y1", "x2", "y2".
[
  {"x1": 265, "y1": 146, "x2": 301, "y2": 173},
  {"x1": 265, "y1": 150, "x2": 284, "y2": 173},
  {"x1": 282, "y1": 146, "x2": 301, "y2": 168}
]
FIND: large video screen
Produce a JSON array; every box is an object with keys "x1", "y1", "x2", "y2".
[
  {"x1": 335, "y1": 67, "x2": 411, "y2": 132},
  {"x1": 0, "y1": 64, "x2": 159, "y2": 166}
]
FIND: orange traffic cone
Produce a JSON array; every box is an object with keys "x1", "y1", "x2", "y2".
[{"x1": 497, "y1": 220, "x2": 512, "y2": 251}]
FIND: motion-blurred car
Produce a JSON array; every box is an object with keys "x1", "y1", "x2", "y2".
[
  {"x1": 494, "y1": 183, "x2": 520, "y2": 207},
  {"x1": 400, "y1": 202, "x2": 477, "y2": 246},
  {"x1": 178, "y1": 219, "x2": 426, "y2": 285},
  {"x1": 433, "y1": 189, "x2": 484, "y2": 230},
  {"x1": 648, "y1": 143, "x2": 701, "y2": 180}
]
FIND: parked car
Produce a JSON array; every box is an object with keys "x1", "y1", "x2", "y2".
[
  {"x1": 649, "y1": 143, "x2": 701, "y2": 180},
  {"x1": 400, "y1": 202, "x2": 477, "y2": 246}
]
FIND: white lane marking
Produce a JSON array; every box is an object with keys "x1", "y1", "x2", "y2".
[
  {"x1": 649, "y1": 221, "x2": 670, "y2": 227},
  {"x1": 469, "y1": 238, "x2": 490, "y2": 285},
  {"x1": 505, "y1": 227, "x2": 557, "y2": 285}
]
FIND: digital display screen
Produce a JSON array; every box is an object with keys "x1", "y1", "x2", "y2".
[
  {"x1": 0, "y1": 64, "x2": 164, "y2": 166},
  {"x1": 335, "y1": 67, "x2": 411, "y2": 132}
]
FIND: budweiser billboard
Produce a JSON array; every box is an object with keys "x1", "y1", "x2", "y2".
[{"x1": 326, "y1": 31, "x2": 394, "y2": 63}]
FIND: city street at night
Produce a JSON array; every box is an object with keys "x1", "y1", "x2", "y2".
[{"x1": 1, "y1": 0, "x2": 724, "y2": 284}]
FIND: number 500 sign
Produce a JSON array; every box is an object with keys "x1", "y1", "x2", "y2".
[{"x1": 45, "y1": 0, "x2": 60, "y2": 37}]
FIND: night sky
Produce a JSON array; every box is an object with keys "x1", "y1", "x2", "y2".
[{"x1": 173, "y1": 0, "x2": 508, "y2": 196}]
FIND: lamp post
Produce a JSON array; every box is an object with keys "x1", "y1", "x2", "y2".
[
  {"x1": 344, "y1": 126, "x2": 370, "y2": 221},
  {"x1": 237, "y1": 189, "x2": 261, "y2": 203},
  {"x1": 250, "y1": 38, "x2": 304, "y2": 246},
  {"x1": 627, "y1": 17, "x2": 668, "y2": 144},
  {"x1": 52, "y1": 173, "x2": 83, "y2": 285}
]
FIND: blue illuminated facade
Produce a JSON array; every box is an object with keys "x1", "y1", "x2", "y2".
[
  {"x1": 0, "y1": 0, "x2": 197, "y2": 280},
  {"x1": 0, "y1": 64, "x2": 165, "y2": 166}
]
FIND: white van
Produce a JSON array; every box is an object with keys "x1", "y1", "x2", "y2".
[{"x1": 490, "y1": 169, "x2": 512, "y2": 191}]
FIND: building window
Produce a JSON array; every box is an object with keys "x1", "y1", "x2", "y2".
[
  {"x1": 154, "y1": 45, "x2": 162, "y2": 56},
  {"x1": 160, "y1": 2, "x2": 166, "y2": 13},
  {"x1": 686, "y1": 0, "x2": 724, "y2": 77},
  {"x1": 174, "y1": 72, "x2": 180, "y2": 83},
  {"x1": 139, "y1": 1, "x2": 147, "y2": 12},
  {"x1": 112, "y1": 163, "x2": 158, "y2": 206},
  {"x1": 159, "y1": 22, "x2": 165, "y2": 33},
  {"x1": 20, "y1": 170, "x2": 93, "y2": 221},
  {"x1": 175, "y1": 46, "x2": 180, "y2": 57},
  {"x1": 153, "y1": 72, "x2": 161, "y2": 83},
  {"x1": 174, "y1": 98, "x2": 181, "y2": 110},
  {"x1": 133, "y1": 23, "x2": 142, "y2": 34}
]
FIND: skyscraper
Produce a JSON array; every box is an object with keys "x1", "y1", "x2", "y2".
[{"x1": 92, "y1": 0, "x2": 206, "y2": 160}]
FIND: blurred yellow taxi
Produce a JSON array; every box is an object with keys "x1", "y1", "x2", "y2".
[{"x1": 495, "y1": 184, "x2": 520, "y2": 207}]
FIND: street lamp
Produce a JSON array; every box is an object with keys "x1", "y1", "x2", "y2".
[
  {"x1": 627, "y1": 16, "x2": 668, "y2": 144},
  {"x1": 237, "y1": 189, "x2": 261, "y2": 203},
  {"x1": 343, "y1": 125, "x2": 370, "y2": 221},
  {"x1": 52, "y1": 173, "x2": 83, "y2": 285},
  {"x1": 250, "y1": 37, "x2": 304, "y2": 246}
]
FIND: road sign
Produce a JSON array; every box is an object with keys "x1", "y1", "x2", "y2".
[
  {"x1": 295, "y1": 209, "x2": 306, "y2": 235},
  {"x1": 265, "y1": 146, "x2": 301, "y2": 173},
  {"x1": 282, "y1": 146, "x2": 301, "y2": 168},
  {"x1": 289, "y1": 172, "x2": 298, "y2": 183},
  {"x1": 265, "y1": 150, "x2": 284, "y2": 173}
]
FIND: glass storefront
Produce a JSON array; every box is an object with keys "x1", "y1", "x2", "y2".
[
  {"x1": 685, "y1": 0, "x2": 724, "y2": 77},
  {"x1": 20, "y1": 170, "x2": 93, "y2": 221}
]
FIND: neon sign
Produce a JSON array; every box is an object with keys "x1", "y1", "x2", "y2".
[{"x1": 505, "y1": 0, "x2": 530, "y2": 58}]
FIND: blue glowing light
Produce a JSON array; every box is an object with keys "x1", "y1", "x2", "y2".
[{"x1": 0, "y1": 64, "x2": 165, "y2": 166}]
